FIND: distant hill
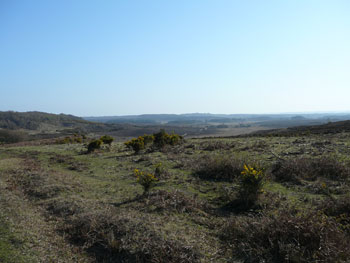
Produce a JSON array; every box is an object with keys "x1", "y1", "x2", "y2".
[
  {"x1": 0, "y1": 111, "x2": 122, "y2": 134},
  {"x1": 84, "y1": 113, "x2": 350, "y2": 125},
  {"x1": 250, "y1": 120, "x2": 350, "y2": 137},
  {"x1": 0, "y1": 111, "x2": 86, "y2": 130}
]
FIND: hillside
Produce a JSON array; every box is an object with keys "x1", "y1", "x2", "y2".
[
  {"x1": 0, "y1": 111, "x2": 103, "y2": 130},
  {"x1": 250, "y1": 120, "x2": 350, "y2": 137},
  {"x1": 0, "y1": 111, "x2": 126, "y2": 143}
]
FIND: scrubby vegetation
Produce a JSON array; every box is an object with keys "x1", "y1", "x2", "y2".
[
  {"x1": 134, "y1": 168, "x2": 158, "y2": 194},
  {"x1": 238, "y1": 164, "x2": 265, "y2": 208},
  {"x1": 2, "y1": 127, "x2": 350, "y2": 262},
  {"x1": 192, "y1": 154, "x2": 245, "y2": 181},
  {"x1": 100, "y1": 135, "x2": 114, "y2": 145},
  {"x1": 0, "y1": 129, "x2": 28, "y2": 144},
  {"x1": 221, "y1": 207, "x2": 350, "y2": 262},
  {"x1": 86, "y1": 135, "x2": 115, "y2": 153},
  {"x1": 87, "y1": 139, "x2": 102, "y2": 153},
  {"x1": 124, "y1": 136, "x2": 145, "y2": 153},
  {"x1": 125, "y1": 129, "x2": 183, "y2": 153},
  {"x1": 55, "y1": 134, "x2": 85, "y2": 144}
]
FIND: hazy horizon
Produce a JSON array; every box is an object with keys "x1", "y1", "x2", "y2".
[{"x1": 1, "y1": 1, "x2": 349, "y2": 116}]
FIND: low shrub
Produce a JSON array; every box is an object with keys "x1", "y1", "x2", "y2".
[
  {"x1": 272, "y1": 156, "x2": 350, "y2": 184},
  {"x1": 65, "y1": 209, "x2": 200, "y2": 262},
  {"x1": 238, "y1": 164, "x2": 265, "y2": 208},
  {"x1": 125, "y1": 130, "x2": 183, "y2": 153},
  {"x1": 87, "y1": 139, "x2": 102, "y2": 153},
  {"x1": 100, "y1": 135, "x2": 114, "y2": 146},
  {"x1": 56, "y1": 134, "x2": 85, "y2": 144},
  {"x1": 142, "y1": 134, "x2": 155, "y2": 145},
  {"x1": 153, "y1": 129, "x2": 182, "y2": 148},
  {"x1": 192, "y1": 155, "x2": 245, "y2": 181},
  {"x1": 134, "y1": 168, "x2": 158, "y2": 194},
  {"x1": 140, "y1": 190, "x2": 207, "y2": 214},
  {"x1": 9, "y1": 169, "x2": 65, "y2": 200},
  {"x1": 221, "y1": 208, "x2": 350, "y2": 262},
  {"x1": 320, "y1": 196, "x2": 350, "y2": 235},
  {"x1": 124, "y1": 136, "x2": 145, "y2": 154}
]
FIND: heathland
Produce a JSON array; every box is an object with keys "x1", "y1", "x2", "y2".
[{"x1": 1, "y1": 111, "x2": 350, "y2": 262}]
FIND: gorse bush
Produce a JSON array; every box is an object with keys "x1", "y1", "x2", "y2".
[
  {"x1": 86, "y1": 136, "x2": 114, "y2": 153},
  {"x1": 134, "y1": 169, "x2": 158, "y2": 194},
  {"x1": 124, "y1": 130, "x2": 183, "y2": 153},
  {"x1": 100, "y1": 135, "x2": 114, "y2": 146},
  {"x1": 87, "y1": 139, "x2": 102, "y2": 153},
  {"x1": 124, "y1": 136, "x2": 145, "y2": 153},
  {"x1": 142, "y1": 134, "x2": 155, "y2": 145},
  {"x1": 153, "y1": 129, "x2": 182, "y2": 148},
  {"x1": 238, "y1": 164, "x2": 265, "y2": 207},
  {"x1": 56, "y1": 134, "x2": 86, "y2": 144}
]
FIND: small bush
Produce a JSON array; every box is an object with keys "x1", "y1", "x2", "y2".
[
  {"x1": 192, "y1": 155, "x2": 245, "y2": 181},
  {"x1": 100, "y1": 135, "x2": 114, "y2": 145},
  {"x1": 124, "y1": 136, "x2": 145, "y2": 153},
  {"x1": 87, "y1": 139, "x2": 102, "y2": 153},
  {"x1": 134, "y1": 168, "x2": 158, "y2": 194},
  {"x1": 56, "y1": 135, "x2": 85, "y2": 144},
  {"x1": 238, "y1": 164, "x2": 265, "y2": 208},
  {"x1": 125, "y1": 130, "x2": 182, "y2": 153},
  {"x1": 140, "y1": 190, "x2": 207, "y2": 214},
  {"x1": 142, "y1": 134, "x2": 155, "y2": 145},
  {"x1": 153, "y1": 129, "x2": 183, "y2": 148}
]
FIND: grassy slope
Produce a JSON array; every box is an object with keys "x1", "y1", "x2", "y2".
[{"x1": 0, "y1": 132, "x2": 350, "y2": 262}]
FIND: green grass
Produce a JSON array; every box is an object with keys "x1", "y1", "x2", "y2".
[{"x1": 0, "y1": 216, "x2": 32, "y2": 263}]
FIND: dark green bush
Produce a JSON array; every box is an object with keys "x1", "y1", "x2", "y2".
[
  {"x1": 125, "y1": 130, "x2": 182, "y2": 153},
  {"x1": 100, "y1": 135, "x2": 114, "y2": 145},
  {"x1": 153, "y1": 129, "x2": 169, "y2": 148},
  {"x1": 153, "y1": 129, "x2": 183, "y2": 148},
  {"x1": 87, "y1": 139, "x2": 102, "y2": 153},
  {"x1": 124, "y1": 136, "x2": 145, "y2": 153},
  {"x1": 142, "y1": 134, "x2": 155, "y2": 145}
]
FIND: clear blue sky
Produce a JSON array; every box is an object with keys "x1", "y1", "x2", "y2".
[{"x1": 1, "y1": 0, "x2": 349, "y2": 116}]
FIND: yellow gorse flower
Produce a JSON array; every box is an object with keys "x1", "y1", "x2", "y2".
[
  {"x1": 241, "y1": 164, "x2": 263, "y2": 179},
  {"x1": 134, "y1": 168, "x2": 158, "y2": 193}
]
